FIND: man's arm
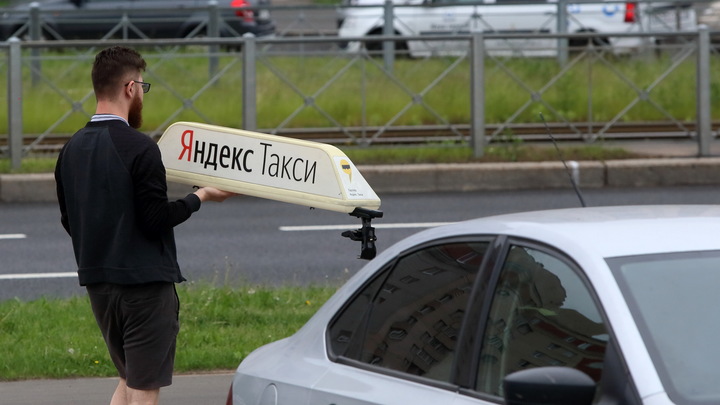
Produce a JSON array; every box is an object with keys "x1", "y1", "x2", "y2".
[
  {"x1": 132, "y1": 138, "x2": 236, "y2": 237},
  {"x1": 54, "y1": 148, "x2": 71, "y2": 236}
]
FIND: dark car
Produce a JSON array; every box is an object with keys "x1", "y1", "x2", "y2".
[{"x1": 0, "y1": 0, "x2": 274, "y2": 40}]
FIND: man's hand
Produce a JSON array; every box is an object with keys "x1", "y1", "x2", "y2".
[{"x1": 194, "y1": 187, "x2": 238, "y2": 202}]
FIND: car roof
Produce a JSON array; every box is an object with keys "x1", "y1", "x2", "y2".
[{"x1": 399, "y1": 205, "x2": 720, "y2": 259}]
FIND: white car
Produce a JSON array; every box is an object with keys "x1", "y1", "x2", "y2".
[
  {"x1": 337, "y1": 0, "x2": 697, "y2": 57},
  {"x1": 699, "y1": 1, "x2": 720, "y2": 30},
  {"x1": 228, "y1": 205, "x2": 720, "y2": 405}
]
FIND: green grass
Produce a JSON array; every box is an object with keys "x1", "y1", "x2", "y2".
[
  {"x1": 1, "y1": 49, "x2": 716, "y2": 136},
  {"x1": 0, "y1": 284, "x2": 336, "y2": 381},
  {"x1": 0, "y1": 157, "x2": 57, "y2": 174},
  {"x1": 343, "y1": 144, "x2": 639, "y2": 164}
]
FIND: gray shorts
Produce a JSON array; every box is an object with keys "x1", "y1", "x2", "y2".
[{"x1": 87, "y1": 282, "x2": 179, "y2": 390}]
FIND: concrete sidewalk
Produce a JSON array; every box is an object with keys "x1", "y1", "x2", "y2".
[{"x1": 0, "y1": 372, "x2": 235, "y2": 405}]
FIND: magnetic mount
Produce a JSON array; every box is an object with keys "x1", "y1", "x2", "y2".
[{"x1": 342, "y1": 207, "x2": 384, "y2": 260}]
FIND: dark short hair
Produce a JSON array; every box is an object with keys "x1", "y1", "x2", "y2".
[{"x1": 91, "y1": 46, "x2": 146, "y2": 99}]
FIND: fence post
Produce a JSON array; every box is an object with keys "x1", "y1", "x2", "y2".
[
  {"x1": 208, "y1": 0, "x2": 219, "y2": 79},
  {"x1": 697, "y1": 25, "x2": 712, "y2": 157},
  {"x1": 471, "y1": 33, "x2": 485, "y2": 158},
  {"x1": 30, "y1": 2, "x2": 41, "y2": 86},
  {"x1": 383, "y1": 0, "x2": 394, "y2": 74},
  {"x1": 8, "y1": 38, "x2": 23, "y2": 170},
  {"x1": 556, "y1": 0, "x2": 568, "y2": 66},
  {"x1": 242, "y1": 34, "x2": 257, "y2": 131},
  {"x1": 121, "y1": 13, "x2": 129, "y2": 39}
]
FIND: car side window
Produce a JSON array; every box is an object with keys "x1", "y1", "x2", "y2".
[
  {"x1": 329, "y1": 241, "x2": 489, "y2": 383},
  {"x1": 476, "y1": 245, "x2": 608, "y2": 397}
]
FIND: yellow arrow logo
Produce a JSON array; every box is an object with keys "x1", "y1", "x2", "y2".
[{"x1": 340, "y1": 159, "x2": 352, "y2": 183}]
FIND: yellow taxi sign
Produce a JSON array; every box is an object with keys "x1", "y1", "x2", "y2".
[{"x1": 157, "y1": 122, "x2": 381, "y2": 213}]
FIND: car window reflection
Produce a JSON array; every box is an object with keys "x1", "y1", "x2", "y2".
[
  {"x1": 476, "y1": 245, "x2": 607, "y2": 397},
  {"x1": 329, "y1": 242, "x2": 489, "y2": 383}
]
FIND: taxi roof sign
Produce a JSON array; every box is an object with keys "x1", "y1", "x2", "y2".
[{"x1": 157, "y1": 122, "x2": 381, "y2": 214}]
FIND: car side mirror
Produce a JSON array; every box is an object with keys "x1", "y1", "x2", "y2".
[{"x1": 503, "y1": 367, "x2": 596, "y2": 405}]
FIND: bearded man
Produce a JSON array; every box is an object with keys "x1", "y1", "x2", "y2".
[{"x1": 54, "y1": 46, "x2": 235, "y2": 405}]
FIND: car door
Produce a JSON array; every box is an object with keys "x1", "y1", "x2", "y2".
[
  {"x1": 51, "y1": 0, "x2": 133, "y2": 39},
  {"x1": 54, "y1": 0, "x2": 194, "y2": 39},
  {"x1": 454, "y1": 238, "x2": 641, "y2": 405},
  {"x1": 84, "y1": 0, "x2": 186, "y2": 39},
  {"x1": 401, "y1": 0, "x2": 559, "y2": 57},
  {"x1": 398, "y1": 0, "x2": 479, "y2": 56},
  {"x1": 479, "y1": 0, "x2": 557, "y2": 56},
  {"x1": 312, "y1": 239, "x2": 495, "y2": 405}
]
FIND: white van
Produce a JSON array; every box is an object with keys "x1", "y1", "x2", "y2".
[{"x1": 337, "y1": 0, "x2": 697, "y2": 57}]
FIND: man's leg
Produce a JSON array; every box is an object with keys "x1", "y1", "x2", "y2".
[
  {"x1": 109, "y1": 378, "x2": 160, "y2": 405},
  {"x1": 126, "y1": 386, "x2": 160, "y2": 405},
  {"x1": 110, "y1": 379, "x2": 127, "y2": 405}
]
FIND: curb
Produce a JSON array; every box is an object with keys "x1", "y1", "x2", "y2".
[
  {"x1": 360, "y1": 158, "x2": 720, "y2": 191},
  {"x1": 4, "y1": 157, "x2": 720, "y2": 203}
]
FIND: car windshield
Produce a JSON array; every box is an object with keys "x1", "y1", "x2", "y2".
[{"x1": 608, "y1": 250, "x2": 720, "y2": 405}]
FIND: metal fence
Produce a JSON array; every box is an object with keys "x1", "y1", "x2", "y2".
[{"x1": 0, "y1": 1, "x2": 718, "y2": 169}]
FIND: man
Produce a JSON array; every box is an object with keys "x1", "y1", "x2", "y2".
[{"x1": 55, "y1": 46, "x2": 235, "y2": 405}]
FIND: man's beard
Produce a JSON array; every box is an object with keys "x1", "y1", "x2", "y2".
[{"x1": 128, "y1": 93, "x2": 143, "y2": 129}]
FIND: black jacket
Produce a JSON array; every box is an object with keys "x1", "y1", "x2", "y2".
[{"x1": 55, "y1": 119, "x2": 200, "y2": 285}]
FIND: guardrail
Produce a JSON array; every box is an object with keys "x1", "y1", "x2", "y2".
[{"x1": 0, "y1": 22, "x2": 716, "y2": 169}]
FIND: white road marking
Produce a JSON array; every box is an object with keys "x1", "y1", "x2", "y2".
[
  {"x1": 279, "y1": 222, "x2": 454, "y2": 232},
  {"x1": 0, "y1": 234, "x2": 75, "y2": 280},
  {"x1": 0, "y1": 223, "x2": 452, "y2": 281},
  {"x1": 0, "y1": 272, "x2": 77, "y2": 280},
  {"x1": 0, "y1": 234, "x2": 27, "y2": 240}
]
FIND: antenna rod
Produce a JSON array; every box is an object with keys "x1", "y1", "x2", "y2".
[{"x1": 539, "y1": 113, "x2": 587, "y2": 208}]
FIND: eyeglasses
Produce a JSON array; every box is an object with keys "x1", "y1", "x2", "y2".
[{"x1": 125, "y1": 80, "x2": 151, "y2": 94}]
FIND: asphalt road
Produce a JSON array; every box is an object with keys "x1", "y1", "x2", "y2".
[{"x1": 3, "y1": 186, "x2": 720, "y2": 302}]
